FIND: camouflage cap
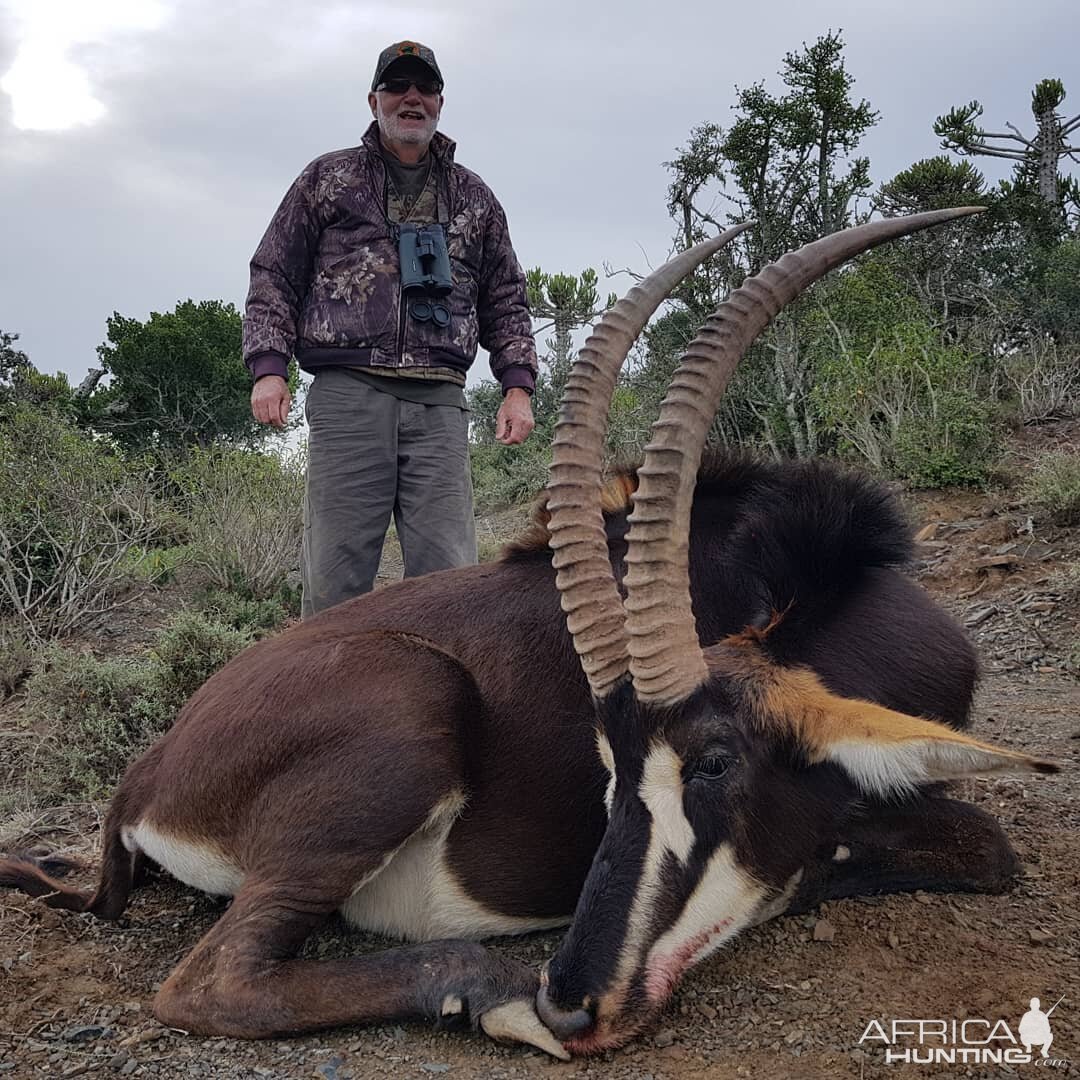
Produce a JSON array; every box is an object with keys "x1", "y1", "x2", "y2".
[{"x1": 371, "y1": 41, "x2": 443, "y2": 92}]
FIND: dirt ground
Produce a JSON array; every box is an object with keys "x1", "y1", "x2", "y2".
[{"x1": 2, "y1": 423, "x2": 1078, "y2": 1079}]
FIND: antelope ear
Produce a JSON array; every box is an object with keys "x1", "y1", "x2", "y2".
[{"x1": 808, "y1": 697, "x2": 1058, "y2": 798}]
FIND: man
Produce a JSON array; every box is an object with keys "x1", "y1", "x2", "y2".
[{"x1": 244, "y1": 41, "x2": 537, "y2": 616}]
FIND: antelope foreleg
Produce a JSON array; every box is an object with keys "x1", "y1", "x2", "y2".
[
  {"x1": 153, "y1": 879, "x2": 568, "y2": 1058},
  {"x1": 787, "y1": 793, "x2": 1020, "y2": 913}
]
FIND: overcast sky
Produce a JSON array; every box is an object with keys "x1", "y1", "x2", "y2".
[{"x1": 1, "y1": 0, "x2": 1076, "y2": 390}]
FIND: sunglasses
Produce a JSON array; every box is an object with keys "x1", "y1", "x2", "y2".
[{"x1": 377, "y1": 78, "x2": 442, "y2": 96}]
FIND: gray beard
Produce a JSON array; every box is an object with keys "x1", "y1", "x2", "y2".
[{"x1": 378, "y1": 113, "x2": 437, "y2": 146}]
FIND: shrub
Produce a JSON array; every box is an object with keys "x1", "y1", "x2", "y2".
[
  {"x1": 151, "y1": 610, "x2": 252, "y2": 706},
  {"x1": 170, "y1": 446, "x2": 304, "y2": 598},
  {"x1": 196, "y1": 584, "x2": 297, "y2": 635},
  {"x1": 891, "y1": 390, "x2": 999, "y2": 488},
  {"x1": 16, "y1": 609, "x2": 254, "y2": 805},
  {"x1": 0, "y1": 406, "x2": 159, "y2": 640},
  {"x1": 118, "y1": 544, "x2": 190, "y2": 586},
  {"x1": 0, "y1": 622, "x2": 34, "y2": 699},
  {"x1": 1023, "y1": 450, "x2": 1080, "y2": 525},
  {"x1": 809, "y1": 298, "x2": 1000, "y2": 485},
  {"x1": 470, "y1": 439, "x2": 552, "y2": 509},
  {"x1": 23, "y1": 649, "x2": 171, "y2": 802},
  {"x1": 997, "y1": 337, "x2": 1080, "y2": 425}
]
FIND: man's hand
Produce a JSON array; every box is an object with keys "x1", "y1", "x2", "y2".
[
  {"x1": 495, "y1": 388, "x2": 535, "y2": 446},
  {"x1": 251, "y1": 375, "x2": 292, "y2": 428}
]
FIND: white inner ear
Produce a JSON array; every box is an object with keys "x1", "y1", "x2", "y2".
[
  {"x1": 596, "y1": 731, "x2": 616, "y2": 815},
  {"x1": 826, "y1": 738, "x2": 1033, "y2": 798}
]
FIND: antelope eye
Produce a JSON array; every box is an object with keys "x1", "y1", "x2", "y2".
[{"x1": 691, "y1": 755, "x2": 732, "y2": 781}]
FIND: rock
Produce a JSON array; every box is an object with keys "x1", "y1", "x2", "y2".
[
  {"x1": 887, "y1": 932, "x2": 900, "y2": 949},
  {"x1": 653, "y1": 1029, "x2": 676, "y2": 1048},
  {"x1": 697, "y1": 1002, "x2": 718, "y2": 1021},
  {"x1": 965, "y1": 606, "x2": 999, "y2": 628},
  {"x1": 61, "y1": 1025, "x2": 108, "y2": 1043},
  {"x1": 975, "y1": 554, "x2": 1019, "y2": 571},
  {"x1": 1028, "y1": 928, "x2": 1055, "y2": 945},
  {"x1": 812, "y1": 919, "x2": 836, "y2": 943},
  {"x1": 419, "y1": 1066, "x2": 451, "y2": 1075}
]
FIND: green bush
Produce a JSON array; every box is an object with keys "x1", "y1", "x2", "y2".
[
  {"x1": 151, "y1": 610, "x2": 252, "y2": 706},
  {"x1": 195, "y1": 585, "x2": 298, "y2": 635},
  {"x1": 16, "y1": 609, "x2": 255, "y2": 805},
  {"x1": 470, "y1": 438, "x2": 553, "y2": 509},
  {"x1": 118, "y1": 544, "x2": 191, "y2": 586},
  {"x1": 806, "y1": 275, "x2": 1001, "y2": 485},
  {"x1": 1023, "y1": 450, "x2": 1080, "y2": 524},
  {"x1": 23, "y1": 649, "x2": 171, "y2": 801},
  {"x1": 0, "y1": 622, "x2": 34, "y2": 699},
  {"x1": 892, "y1": 390, "x2": 998, "y2": 488},
  {"x1": 169, "y1": 445, "x2": 304, "y2": 598},
  {"x1": 0, "y1": 405, "x2": 158, "y2": 640}
]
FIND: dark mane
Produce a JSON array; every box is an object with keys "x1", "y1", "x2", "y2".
[{"x1": 499, "y1": 450, "x2": 913, "y2": 575}]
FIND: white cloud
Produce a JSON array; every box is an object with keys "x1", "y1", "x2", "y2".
[{"x1": 0, "y1": 0, "x2": 168, "y2": 131}]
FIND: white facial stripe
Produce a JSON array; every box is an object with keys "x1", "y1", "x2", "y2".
[
  {"x1": 639, "y1": 741, "x2": 695, "y2": 865},
  {"x1": 598, "y1": 740, "x2": 696, "y2": 1016},
  {"x1": 643, "y1": 843, "x2": 766, "y2": 1004},
  {"x1": 826, "y1": 737, "x2": 1029, "y2": 798}
]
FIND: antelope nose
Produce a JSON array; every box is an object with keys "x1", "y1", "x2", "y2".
[{"x1": 536, "y1": 983, "x2": 594, "y2": 1041}]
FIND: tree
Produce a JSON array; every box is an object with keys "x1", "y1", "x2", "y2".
[
  {"x1": 84, "y1": 300, "x2": 294, "y2": 455},
  {"x1": 666, "y1": 30, "x2": 878, "y2": 280},
  {"x1": 0, "y1": 331, "x2": 73, "y2": 417},
  {"x1": 472, "y1": 267, "x2": 616, "y2": 443},
  {"x1": 876, "y1": 157, "x2": 988, "y2": 216},
  {"x1": 660, "y1": 31, "x2": 879, "y2": 456},
  {"x1": 935, "y1": 78, "x2": 1080, "y2": 227},
  {"x1": 525, "y1": 268, "x2": 616, "y2": 418},
  {"x1": 468, "y1": 269, "x2": 616, "y2": 506}
]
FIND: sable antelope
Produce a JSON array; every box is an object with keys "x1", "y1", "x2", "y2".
[{"x1": 1, "y1": 211, "x2": 1055, "y2": 1060}]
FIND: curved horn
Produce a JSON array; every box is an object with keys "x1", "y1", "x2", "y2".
[
  {"x1": 547, "y1": 224, "x2": 752, "y2": 699},
  {"x1": 623, "y1": 208, "x2": 986, "y2": 705}
]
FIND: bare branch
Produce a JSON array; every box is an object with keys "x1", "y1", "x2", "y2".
[
  {"x1": 953, "y1": 142, "x2": 1029, "y2": 162},
  {"x1": 985, "y1": 125, "x2": 1038, "y2": 148}
]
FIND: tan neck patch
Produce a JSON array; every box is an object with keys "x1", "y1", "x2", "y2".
[
  {"x1": 500, "y1": 471, "x2": 637, "y2": 559},
  {"x1": 600, "y1": 472, "x2": 636, "y2": 514}
]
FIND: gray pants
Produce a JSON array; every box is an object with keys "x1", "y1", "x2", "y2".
[{"x1": 301, "y1": 369, "x2": 476, "y2": 617}]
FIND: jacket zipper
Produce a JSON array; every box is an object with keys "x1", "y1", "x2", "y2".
[
  {"x1": 396, "y1": 271, "x2": 407, "y2": 366},
  {"x1": 372, "y1": 142, "x2": 455, "y2": 369}
]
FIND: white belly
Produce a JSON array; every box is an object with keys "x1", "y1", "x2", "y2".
[
  {"x1": 122, "y1": 821, "x2": 243, "y2": 896},
  {"x1": 122, "y1": 796, "x2": 570, "y2": 943},
  {"x1": 340, "y1": 796, "x2": 571, "y2": 941}
]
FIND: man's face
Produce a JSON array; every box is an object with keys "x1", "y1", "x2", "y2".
[{"x1": 368, "y1": 61, "x2": 443, "y2": 149}]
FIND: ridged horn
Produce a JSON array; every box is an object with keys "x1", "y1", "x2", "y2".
[
  {"x1": 547, "y1": 224, "x2": 752, "y2": 699},
  {"x1": 623, "y1": 208, "x2": 986, "y2": 705}
]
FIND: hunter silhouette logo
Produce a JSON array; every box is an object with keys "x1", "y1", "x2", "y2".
[
  {"x1": 1019, "y1": 996, "x2": 1062, "y2": 1058},
  {"x1": 858, "y1": 995, "x2": 1069, "y2": 1067}
]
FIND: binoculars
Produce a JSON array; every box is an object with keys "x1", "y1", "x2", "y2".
[{"x1": 399, "y1": 223, "x2": 452, "y2": 298}]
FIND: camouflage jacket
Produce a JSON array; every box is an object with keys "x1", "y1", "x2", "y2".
[{"x1": 242, "y1": 123, "x2": 537, "y2": 393}]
